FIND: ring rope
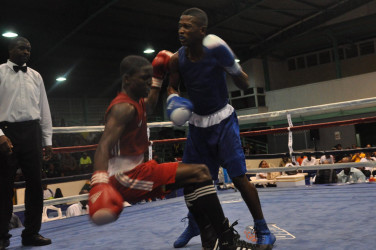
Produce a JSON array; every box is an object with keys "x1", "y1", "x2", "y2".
[
  {"x1": 14, "y1": 162, "x2": 376, "y2": 212},
  {"x1": 13, "y1": 194, "x2": 89, "y2": 213},
  {"x1": 48, "y1": 116, "x2": 376, "y2": 154},
  {"x1": 51, "y1": 97, "x2": 376, "y2": 134},
  {"x1": 246, "y1": 161, "x2": 376, "y2": 174}
]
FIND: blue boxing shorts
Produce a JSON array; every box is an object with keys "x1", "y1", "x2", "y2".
[{"x1": 182, "y1": 104, "x2": 247, "y2": 180}]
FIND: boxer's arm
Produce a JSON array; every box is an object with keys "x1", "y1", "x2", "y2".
[
  {"x1": 94, "y1": 103, "x2": 134, "y2": 171},
  {"x1": 145, "y1": 50, "x2": 173, "y2": 114},
  {"x1": 144, "y1": 87, "x2": 161, "y2": 115},
  {"x1": 167, "y1": 53, "x2": 180, "y2": 96}
]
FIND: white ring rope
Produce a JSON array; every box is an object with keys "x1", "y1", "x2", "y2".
[
  {"x1": 13, "y1": 194, "x2": 89, "y2": 213},
  {"x1": 52, "y1": 97, "x2": 376, "y2": 134},
  {"x1": 13, "y1": 162, "x2": 376, "y2": 212},
  {"x1": 246, "y1": 161, "x2": 376, "y2": 174}
]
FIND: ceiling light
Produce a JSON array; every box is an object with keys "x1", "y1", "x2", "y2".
[
  {"x1": 56, "y1": 77, "x2": 66, "y2": 82},
  {"x1": 143, "y1": 48, "x2": 155, "y2": 54},
  {"x1": 2, "y1": 32, "x2": 18, "y2": 38}
]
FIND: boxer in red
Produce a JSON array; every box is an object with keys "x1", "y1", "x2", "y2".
[{"x1": 88, "y1": 52, "x2": 255, "y2": 250}]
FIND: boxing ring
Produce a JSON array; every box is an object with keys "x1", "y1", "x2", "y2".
[
  {"x1": 8, "y1": 183, "x2": 376, "y2": 249},
  {"x1": 10, "y1": 97, "x2": 376, "y2": 249}
]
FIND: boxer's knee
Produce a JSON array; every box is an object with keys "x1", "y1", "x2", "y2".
[{"x1": 192, "y1": 164, "x2": 211, "y2": 182}]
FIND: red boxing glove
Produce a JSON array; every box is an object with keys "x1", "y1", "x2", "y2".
[
  {"x1": 152, "y1": 50, "x2": 173, "y2": 88},
  {"x1": 88, "y1": 171, "x2": 123, "y2": 225}
]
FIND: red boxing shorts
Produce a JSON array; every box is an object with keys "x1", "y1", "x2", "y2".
[{"x1": 109, "y1": 160, "x2": 178, "y2": 203}]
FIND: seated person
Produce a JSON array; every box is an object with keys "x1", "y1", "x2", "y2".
[
  {"x1": 337, "y1": 157, "x2": 366, "y2": 183},
  {"x1": 255, "y1": 160, "x2": 279, "y2": 187},
  {"x1": 42, "y1": 184, "x2": 54, "y2": 200},
  {"x1": 278, "y1": 156, "x2": 291, "y2": 167},
  {"x1": 301, "y1": 155, "x2": 318, "y2": 184},
  {"x1": 359, "y1": 152, "x2": 375, "y2": 177},
  {"x1": 284, "y1": 162, "x2": 299, "y2": 175},
  {"x1": 66, "y1": 190, "x2": 89, "y2": 218},
  {"x1": 351, "y1": 150, "x2": 365, "y2": 162},
  {"x1": 54, "y1": 188, "x2": 64, "y2": 199},
  {"x1": 320, "y1": 154, "x2": 334, "y2": 164},
  {"x1": 314, "y1": 168, "x2": 337, "y2": 184},
  {"x1": 79, "y1": 152, "x2": 93, "y2": 173}
]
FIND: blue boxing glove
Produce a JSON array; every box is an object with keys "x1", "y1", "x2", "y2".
[
  {"x1": 167, "y1": 94, "x2": 193, "y2": 126},
  {"x1": 203, "y1": 34, "x2": 242, "y2": 76}
]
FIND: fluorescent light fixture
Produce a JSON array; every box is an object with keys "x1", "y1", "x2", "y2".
[
  {"x1": 2, "y1": 32, "x2": 18, "y2": 38},
  {"x1": 235, "y1": 59, "x2": 240, "y2": 63},
  {"x1": 143, "y1": 48, "x2": 155, "y2": 54},
  {"x1": 56, "y1": 77, "x2": 66, "y2": 82}
]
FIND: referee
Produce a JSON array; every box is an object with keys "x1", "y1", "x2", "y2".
[{"x1": 0, "y1": 37, "x2": 52, "y2": 249}]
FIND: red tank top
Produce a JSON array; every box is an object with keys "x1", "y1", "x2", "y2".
[{"x1": 106, "y1": 92, "x2": 148, "y2": 156}]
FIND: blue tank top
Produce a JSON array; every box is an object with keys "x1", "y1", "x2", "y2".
[{"x1": 178, "y1": 46, "x2": 229, "y2": 115}]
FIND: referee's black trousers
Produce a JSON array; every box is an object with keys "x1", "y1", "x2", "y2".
[{"x1": 0, "y1": 120, "x2": 44, "y2": 239}]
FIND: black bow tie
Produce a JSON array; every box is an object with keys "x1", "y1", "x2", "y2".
[{"x1": 13, "y1": 65, "x2": 27, "y2": 73}]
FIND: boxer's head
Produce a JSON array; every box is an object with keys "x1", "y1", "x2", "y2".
[
  {"x1": 120, "y1": 55, "x2": 152, "y2": 100},
  {"x1": 179, "y1": 8, "x2": 207, "y2": 46}
]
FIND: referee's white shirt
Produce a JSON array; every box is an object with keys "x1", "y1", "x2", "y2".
[{"x1": 0, "y1": 60, "x2": 52, "y2": 146}]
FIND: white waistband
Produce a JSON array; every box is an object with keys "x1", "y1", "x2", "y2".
[
  {"x1": 189, "y1": 104, "x2": 234, "y2": 128},
  {"x1": 108, "y1": 154, "x2": 144, "y2": 176}
]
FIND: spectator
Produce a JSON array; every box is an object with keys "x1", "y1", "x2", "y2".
[
  {"x1": 320, "y1": 154, "x2": 334, "y2": 164},
  {"x1": 66, "y1": 190, "x2": 89, "y2": 218},
  {"x1": 337, "y1": 157, "x2": 366, "y2": 183},
  {"x1": 314, "y1": 167, "x2": 337, "y2": 184},
  {"x1": 351, "y1": 148, "x2": 365, "y2": 162},
  {"x1": 359, "y1": 152, "x2": 375, "y2": 176},
  {"x1": 60, "y1": 153, "x2": 77, "y2": 176},
  {"x1": 279, "y1": 156, "x2": 291, "y2": 167},
  {"x1": 54, "y1": 188, "x2": 64, "y2": 199},
  {"x1": 0, "y1": 37, "x2": 52, "y2": 247},
  {"x1": 243, "y1": 143, "x2": 251, "y2": 156},
  {"x1": 42, "y1": 185, "x2": 54, "y2": 200},
  {"x1": 301, "y1": 155, "x2": 318, "y2": 184},
  {"x1": 79, "y1": 152, "x2": 93, "y2": 173},
  {"x1": 255, "y1": 160, "x2": 279, "y2": 187}
]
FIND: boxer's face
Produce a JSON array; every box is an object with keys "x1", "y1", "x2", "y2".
[
  {"x1": 9, "y1": 40, "x2": 31, "y2": 66},
  {"x1": 178, "y1": 15, "x2": 205, "y2": 46},
  {"x1": 127, "y1": 64, "x2": 153, "y2": 99}
]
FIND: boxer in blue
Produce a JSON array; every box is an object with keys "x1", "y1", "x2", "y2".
[{"x1": 166, "y1": 7, "x2": 276, "y2": 250}]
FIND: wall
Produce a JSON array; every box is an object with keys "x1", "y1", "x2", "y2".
[
  {"x1": 16, "y1": 180, "x2": 88, "y2": 205},
  {"x1": 266, "y1": 71, "x2": 376, "y2": 111}
]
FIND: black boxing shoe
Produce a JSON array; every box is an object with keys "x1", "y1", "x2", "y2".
[{"x1": 22, "y1": 234, "x2": 51, "y2": 246}]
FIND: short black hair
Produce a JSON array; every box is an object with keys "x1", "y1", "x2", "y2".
[
  {"x1": 119, "y1": 55, "x2": 150, "y2": 77},
  {"x1": 8, "y1": 37, "x2": 29, "y2": 51},
  {"x1": 181, "y1": 7, "x2": 208, "y2": 27}
]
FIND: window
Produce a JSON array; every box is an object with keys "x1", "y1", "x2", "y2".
[
  {"x1": 359, "y1": 41, "x2": 375, "y2": 55},
  {"x1": 257, "y1": 95, "x2": 266, "y2": 107},
  {"x1": 337, "y1": 48, "x2": 344, "y2": 60},
  {"x1": 319, "y1": 51, "x2": 331, "y2": 64},
  {"x1": 306, "y1": 54, "x2": 318, "y2": 67},
  {"x1": 345, "y1": 45, "x2": 358, "y2": 58},
  {"x1": 230, "y1": 90, "x2": 241, "y2": 98},
  {"x1": 296, "y1": 56, "x2": 305, "y2": 69},
  {"x1": 287, "y1": 58, "x2": 296, "y2": 71},
  {"x1": 243, "y1": 88, "x2": 254, "y2": 95},
  {"x1": 232, "y1": 96, "x2": 256, "y2": 109}
]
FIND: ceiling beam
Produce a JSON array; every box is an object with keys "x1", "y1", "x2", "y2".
[{"x1": 245, "y1": 0, "x2": 375, "y2": 58}]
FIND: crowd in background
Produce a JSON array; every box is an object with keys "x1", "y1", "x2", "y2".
[{"x1": 249, "y1": 143, "x2": 376, "y2": 186}]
